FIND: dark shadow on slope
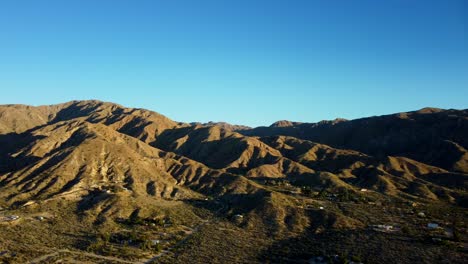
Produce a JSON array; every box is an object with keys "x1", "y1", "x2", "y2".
[
  {"x1": 422, "y1": 172, "x2": 468, "y2": 190},
  {"x1": 154, "y1": 126, "x2": 280, "y2": 170},
  {"x1": 0, "y1": 122, "x2": 92, "y2": 175},
  {"x1": 153, "y1": 127, "x2": 249, "y2": 169},
  {"x1": 49, "y1": 101, "x2": 104, "y2": 123},
  {"x1": 14, "y1": 129, "x2": 92, "y2": 186},
  {"x1": 258, "y1": 218, "x2": 465, "y2": 264},
  {"x1": 0, "y1": 132, "x2": 45, "y2": 174},
  {"x1": 116, "y1": 117, "x2": 152, "y2": 141},
  {"x1": 183, "y1": 199, "x2": 228, "y2": 217},
  {"x1": 77, "y1": 189, "x2": 113, "y2": 212}
]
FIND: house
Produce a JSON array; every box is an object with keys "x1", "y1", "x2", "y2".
[
  {"x1": 0, "y1": 215, "x2": 20, "y2": 222},
  {"x1": 428, "y1": 223, "x2": 439, "y2": 229},
  {"x1": 8, "y1": 215, "x2": 19, "y2": 221},
  {"x1": 380, "y1": 225, "x2": 393, "y2": 231},
  {"x1": 372, "y1": 224, "x2": 394, "y2": 231}
]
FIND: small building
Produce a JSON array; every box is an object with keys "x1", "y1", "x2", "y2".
[
  {"x1": 380, "y1": 225, "x2": 393, "y2": 231},
  {"x1": 428, "y1": 223, "x2": 439, "y2": 229},
  {"x1": 372, "y1": 224, "x2": 394, "y2": 231},
  {"x1": 8, "y1": 215, "x2": 19, "y2": 221}
]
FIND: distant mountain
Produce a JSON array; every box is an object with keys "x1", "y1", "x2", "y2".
[
  {"x1": 270, "y1": 120, "x2": 303, "y2": 128},
  {"x1": 241, "y1": 108, "x2": 468, "y2": 173},
  {"x1": 190, "y1": 121, "x2": 252, "y2": 131}
]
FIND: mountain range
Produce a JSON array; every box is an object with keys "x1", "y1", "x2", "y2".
[{"x1": 0, "y1": 100, "x2": 466, "y2": 263}]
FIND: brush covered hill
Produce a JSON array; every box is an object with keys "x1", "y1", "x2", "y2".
[{"x1": 0, "y1": 100, "x2": 467, "y2": 263}]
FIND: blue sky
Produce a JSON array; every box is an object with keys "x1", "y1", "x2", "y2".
[{"x1": 0, "y1": 0, "x2": 467, "y2": 127}]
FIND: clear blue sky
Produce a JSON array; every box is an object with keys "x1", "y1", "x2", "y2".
[{"x1": 0, "y1": 0, "x2": 467, "y2": 127}]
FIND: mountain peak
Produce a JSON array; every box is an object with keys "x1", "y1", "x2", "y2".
[
  {"x1": 270, "y1": 120, "x2": 302, "y2": 127},
  {"x1": 415, "y1": 107, "x2": 444, "y2": 114}
]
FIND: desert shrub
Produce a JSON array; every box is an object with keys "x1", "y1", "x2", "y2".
[
  {"x1": 351, "y1": 254, "x2": 362, "y2": 262},
  {"x1": 338, "y1": 189, "x2": 350, "y2": 202},
  {"x1": 86, "y1": 240, "x2": 106, "y2": 252},
  {"x1": 301, "y1": 186, "x2": 312, "y2": 196},
  {"x1": 153, "y1": 243, "x2": 163, "y2": 253},
  {"x1": 98, "y1": 232, "x2": 111, "y2": 243},
  {"x1": 318, "y1": 189, "x2": 328, "y2": 199},
  {"x1": 452, "y1": 228, "x2": 461, "y2": 242},
  {"x1": 140, "y1": 239, "x2": 153, "y2": 250},
  {"x1": 401, "y1": 225, "x2": 414, "y2": 236}
]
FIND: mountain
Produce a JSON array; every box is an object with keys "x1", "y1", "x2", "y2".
[
  {"x1": 0, "y1": 101, "x2": 466, "y2": 264},
  {"x1": 190, "y1": 121, "x2": 252, "y2": 131},
  {"x1": 270, "y1": 120, "x2": 304, "y2": 128},
  {"x1": 241, "y1": 108, "x2": 468, "y2": 173},
  {"x1": 0, "y1": 100, "x2": 182, "y2": 142}
]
